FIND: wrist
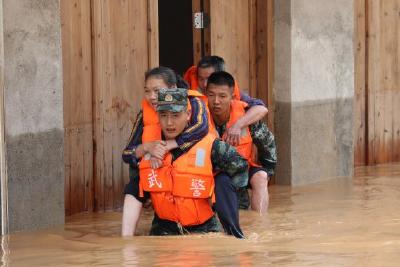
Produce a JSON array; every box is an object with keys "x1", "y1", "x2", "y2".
[
  {"x1": 142, "y1": 143, "x2": 149, "y2": 153},
  {"x1": 167, "y1": 140, "x2": 178, "y2": 150},
  {"x1": 234, "y1": 119, "x2": 245, "y2": 129}
]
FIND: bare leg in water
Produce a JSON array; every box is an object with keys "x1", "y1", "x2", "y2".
[
  {"x1": 121, "y1": 194, "x2": 142, "y2": 236},
  {"x1": 249, "y1": 171, "x2": 269, "y2": 214}
]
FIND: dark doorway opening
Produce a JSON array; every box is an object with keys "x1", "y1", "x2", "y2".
[{"x1": 158, "y1": 0, "x2": 193, "y2": 76}]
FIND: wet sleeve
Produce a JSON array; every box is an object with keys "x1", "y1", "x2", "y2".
[
  {"x1": 122, "y1": 111, "x2": 143, "y2": 167},
  {"x1": 211, "y1": 139, "x2": 249, "y2": 187},
  {"x1": 175, "y1": 96, "x2": 209, "y2": 152},
  {"x1": 250, "y1": 121, "x2": 277, "y2": 176},
  {"x1": 240, "y1": 92, "x2": 265, "y2": 108}
]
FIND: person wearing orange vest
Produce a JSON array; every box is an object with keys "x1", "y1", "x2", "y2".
[
  {"x1": 206, "y1": 71, "x2": 277, "y2": 213},
  {"x1": 184, "y1": 55, "x2": 268, "y2": 148},
  {"x1": 121, "y1": 67, "x2": 210, "y2": 236},
  {"x1": 140, "y1": 88, "x2": 248, "y2": 237}
]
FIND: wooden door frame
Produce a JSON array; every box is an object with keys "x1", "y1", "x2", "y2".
[
  {"x1": 192, "y1": 0, "x2": 211, "y2": 64},
  {"x1": 251, "y1": 0, "x2": 274, "y2": 131},
  {"x1": 148, "y1": 0, "x2": 159, "y2": 68},
  {"x1": 354, "y1": 0, "x2": 368, "y2": 166}
]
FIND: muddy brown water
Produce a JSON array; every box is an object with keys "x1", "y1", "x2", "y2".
[{"x1": 2, "y1": 164, "x2": 400, "y2": 266}]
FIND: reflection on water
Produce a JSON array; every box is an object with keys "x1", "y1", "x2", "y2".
[{"x1": 2, "y1": 164, "x2": 400, "y2": 266}]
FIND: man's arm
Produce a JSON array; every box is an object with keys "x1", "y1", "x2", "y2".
[
  {"x1": 122, "y1": 111, "x2": 144, "y2": 166},
  {"x1": 249, "y1": 121, "x2": 277, "y2": 176},
  {"x1": 224, "y1": 92, "x2": 268, "y2": 146},
  {"x1": 211, "y1": 139, "x2": 249, "y2": 188},
  {"x1": 122, "y1": 111, "x2": 167, "y2": 167},
  {"x1": 239, "y1": 92, "x2": 268, "y2": 125}
]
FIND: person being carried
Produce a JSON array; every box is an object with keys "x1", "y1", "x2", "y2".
[
  {"x1": 139, "y1": 88, "x2": 249, "y2": 237},
  {"x1": 184, "y1": 55, "x2": 268, "y2": 147},
  {"x1": 206, "y1": 71, "x2": 277, "y2": 213}
]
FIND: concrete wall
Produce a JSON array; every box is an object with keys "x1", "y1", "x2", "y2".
[
  {"x1": 274, "y1": 0, "x2": 354, "y2": 185},
  {"x1": 1, "y1": 0, "x2": 64, "y2": 232}
]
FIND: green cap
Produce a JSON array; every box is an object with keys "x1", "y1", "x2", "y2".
[{"x1": 157, "y1": 88, "x2": 188, "y2": 112}]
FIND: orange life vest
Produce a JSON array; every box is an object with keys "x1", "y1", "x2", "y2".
[
  {"x1": 142, "y1": 99, "x2": 161, "y2": 143},
  {"x1": 139, "y1": 134, "x2": 215, "y2": 226},
  {"x1": 183, "y1": 65, "x2": 241, "y2": 100},
  {"x1": 183, "y1": 66, "x2": 199, "y2": 92},
  {"x1": 212, "y1": 100, "x2": 260, "y2": 167}
]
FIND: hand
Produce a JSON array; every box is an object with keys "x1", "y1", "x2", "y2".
[
  {"x1": 145, "y1": 141, "x2": 167, "y2": 159},
  {"x1": 150, "y1": 156, "x2": 163, "y2": 169},
  {"x1": 223, "y1": 123, "x2": 241, "y2": 146}
]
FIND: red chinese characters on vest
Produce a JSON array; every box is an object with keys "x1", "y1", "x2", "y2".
[{"x1": 139, "y1": 134, "x2": 216, "y2": 226}]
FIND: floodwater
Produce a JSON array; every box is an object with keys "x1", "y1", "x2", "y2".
[{"x1": 2, "y1": 164, "x2": 400, "y2": 266}]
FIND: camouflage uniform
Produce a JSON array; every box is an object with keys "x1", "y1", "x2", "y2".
[
  {"x1": 214, "y1": 119, "x2": 277, "y2": 209},
  {"x1": 249, "y1": 121, "x2": 277, "y2": 176},
  {"x1": 214, "y1": 121, "x2": 277, "y2": 177}
]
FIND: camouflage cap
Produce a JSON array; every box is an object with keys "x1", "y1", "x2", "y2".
[{"x1": 157, "y1": 88, "x2": 188, "y2": 112}]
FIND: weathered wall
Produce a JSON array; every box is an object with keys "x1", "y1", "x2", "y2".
[
  {"x1": 2, "y1": 0, "x2": 64, "y2": 232},
  {"x1": 275, "y1": 0, "x2": 354, "y2": 185}
]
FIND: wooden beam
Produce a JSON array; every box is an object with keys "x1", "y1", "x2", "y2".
[
  {"x1": 148, "y1": 0, "x2": 159, "y2": 68},
  {"x1": 210, "y1": 0, "x2": 251, "y2": 91},
  {"x1": 367, "y1": 0, "x2": 377, "y2": 164},
  {"x1": 266, "y1": 0, "x2": 274, "y2": 132},
  {"x1": 61, "y1": 0, "x2": 94, "y2": 215},
  {"x1": 192, "y1": 0, "x2": 201, "y2": 64},
  {"x1": 354, "y1": 0, "x2": 367, "y2": 166},
  {"x1": 91, "y1": 0, "x2": 150, "y2": 212},
  {"x1": 249, "y1": 0, "x2": 257, "y2": 98}
]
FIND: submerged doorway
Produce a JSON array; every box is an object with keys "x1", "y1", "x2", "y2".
[{"x1": 62, "y1": 0, "x2": 274, "y2": 216}]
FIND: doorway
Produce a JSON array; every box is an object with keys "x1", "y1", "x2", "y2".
[{"x1": 158, "y1": 0, "x2": 194, "y2": 76}]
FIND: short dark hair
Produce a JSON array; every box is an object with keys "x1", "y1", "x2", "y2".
[
  {"x1": 207, "y1": 71, "x2": 235, "y2": 89},
  {"x1": 145, "y1": 66, "x2": 177, "y2": 87},
  {"x1": 197, "y1": 56, "x2": 225, "y2": 72},
  {"x1": 176, "y1": 74, "x2": 189, "y2": 89}
]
